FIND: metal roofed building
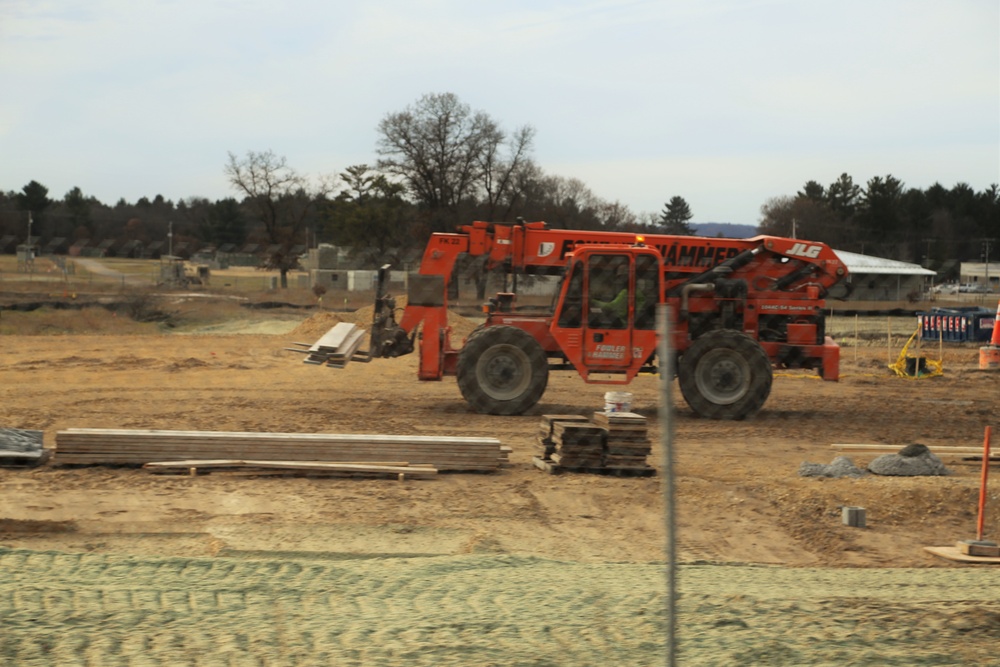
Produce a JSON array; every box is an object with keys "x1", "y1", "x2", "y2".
[{"x1": 833, "y1": 250, "x2": 936, "y2": 301}]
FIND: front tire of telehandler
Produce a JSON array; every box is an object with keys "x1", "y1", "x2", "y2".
[
  {"x1": 678, "y1": 330, "x2": 772, "y2": 420},
  {"x1": 457, "y1": 325, "x2": 549, "y2": 415}
]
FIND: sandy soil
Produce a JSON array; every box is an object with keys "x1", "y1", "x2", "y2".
[{"x1": 2, "y1": 307, "x2": 999, "y2": 664}]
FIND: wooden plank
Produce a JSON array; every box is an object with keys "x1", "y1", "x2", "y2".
[
  {"x1": 53, "y1": 428, "x2": 504, "y2": 471},
  {"x1": 309, "y1": 322, "x2": 358, "y2": 351},
  {"x1": 924, "y1": 546, "x2": 1000, "y2": 564},
  {"x1": 531, "y1": 456, "x2": 655, "y2": 477},
  {"x1": 57, "y1": 428, "x2": 501, "y2": 445},
  {"x1": 55, "y1": 441, "x2": 501, "y2": 452},
  {"x1": 143, "y1": 460, "x2": 438, "y2": 476},
  {"x1": 57, "y1": 454, "x2": 496, "y2": 470},
  {"x1": 832, "y1": 444, "x2": 999, "y2": 457},
  {"x1": 143, "y1": 459, "x2": 427, "y2": 469}
]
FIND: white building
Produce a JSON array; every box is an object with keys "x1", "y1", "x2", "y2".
[{"x1": 833, "y1": 250, "x2": 936, "y2": 301}]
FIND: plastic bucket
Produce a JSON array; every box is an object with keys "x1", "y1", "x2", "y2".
[{"x1": 604, "y1": 391, "x2": 633, "y2": 413}]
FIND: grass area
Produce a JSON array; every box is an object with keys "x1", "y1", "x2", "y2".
[
  {"x1": 0, "y1": 305, "x2": 164, "y2": 335},
  {"x1": 0, "y1": 255, "x2": 311, "y2": 296}
]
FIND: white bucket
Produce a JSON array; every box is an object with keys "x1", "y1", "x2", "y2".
[{"x1": 604, "y1": 391, "x2": 633, "y2": 413}]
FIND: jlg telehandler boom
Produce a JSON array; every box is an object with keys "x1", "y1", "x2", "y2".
[{"x1": 369, "y1": 220, "x2": 849, "y2": 419}]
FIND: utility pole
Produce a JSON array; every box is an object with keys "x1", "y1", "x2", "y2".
[
  {"x1": 27, "y1": 211, "x2": 32, "y2": 247},
  {"x1": 983, "y1": 239, "x2": 993, "y2": 290}
]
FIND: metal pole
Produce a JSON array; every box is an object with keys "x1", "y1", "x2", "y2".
[
  {"x1": 977, "y1": 426, "x2": 992, "y2": 542},
  {"x1": 657, "y1": 304, "x2": 677, "y2": 667}
]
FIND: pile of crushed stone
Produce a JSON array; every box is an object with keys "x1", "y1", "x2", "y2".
[
  {"x1": 799, "y1": 443, "x2": 950, "y2": 478},
  {"x1": 799, "y1": 456, "x2": 868, "y2": 478},
  {"x1": 868, "y1": 443, "x2": 950, "y2": 476}
]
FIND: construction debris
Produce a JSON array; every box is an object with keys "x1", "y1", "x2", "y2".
[{"x1": 54, "y1": 428, "x2": 506, "y2": 472}]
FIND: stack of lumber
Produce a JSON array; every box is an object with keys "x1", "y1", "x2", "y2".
[
  {"x1": 535, "y1": 414, "x2": 589, "y2": 461},
  {"x1": 592, "y1": 411, "x2": 652, "y2": 469},
  {"x1": 54, "y1": 428, "x2": 506, "y2": 472},
  {"x1": 286, "y1": 322, "x2": 369, "y2": 368},
  {"x1": 550, "y1": 422, "x2": 606, "y2": 468},
  {"x1": 532, "y1": 412, "x2": 656, "y2": 476}
]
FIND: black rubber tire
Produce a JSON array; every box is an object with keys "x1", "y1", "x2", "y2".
[
  {"x1": 457, "y1": 325, "x2": 549, "y2": 415},
  {"x1": 677, "y1": 330, "x2": 772, "y2": 420}
]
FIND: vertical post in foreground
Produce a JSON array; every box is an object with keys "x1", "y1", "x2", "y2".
[
  {"x1": 657, "y1": 304, "x2": 677, "y2": 667},
  {"x1": 977, "y1": 425, "x2": 992, "y2": 542}
]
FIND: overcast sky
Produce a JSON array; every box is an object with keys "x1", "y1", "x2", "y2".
[{"x1": 1, "y1": 0, "x2": 997, "y2": 226}]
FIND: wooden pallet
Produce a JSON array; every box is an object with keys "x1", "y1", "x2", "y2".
[
  {"x1": 832, "y1": 444, "x2": 999, "y2": 461},
  {"x1": 924, "y1": 546, "x2": 1000, "y2": 564},
  {"x1": 531, "y1": 456, "x2": 656, "y2": 477}
]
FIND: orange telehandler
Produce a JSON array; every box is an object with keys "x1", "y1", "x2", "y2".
[{"x1": 367, "y1": 219, "x2": 850, "y2": 419}]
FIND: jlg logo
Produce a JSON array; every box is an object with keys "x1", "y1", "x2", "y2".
[{"x1": 787, "y1": 242, "x2": 822, "y2": 258}]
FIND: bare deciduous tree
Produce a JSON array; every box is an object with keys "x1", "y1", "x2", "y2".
[
  {"x1": 376, "y1": 92, "x2": 535, "y2": 230},
  {"x1": 225, "y1": 150, "x2": 335, "y2": 287}
]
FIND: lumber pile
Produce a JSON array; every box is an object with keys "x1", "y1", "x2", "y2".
[
  {"x1": 533, "y1": 412, "x2": 655, "y2": 476},
  {"x1": 285, "y1": 322, "x2": 370, "y2": 367},
  {"x1": 54, "y1": 428, "x2": 506, "y2": 472},
  {"x1": 592, "y1": 411, "x2": 653, "y2": 468},
  {"x1": 535, "y1": 414, "x2": 589, "y2": 461},
  {"x1": 550, "y1": 422, "x2": 606, "y2": 468}
]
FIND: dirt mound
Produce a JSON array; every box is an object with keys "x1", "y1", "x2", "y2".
[
  {"x1": 351, "y1": 296, "x2": 481, "y2": 341},
  {"x1": 288, "y1": 312, "x2": 344, "y2": 338}
]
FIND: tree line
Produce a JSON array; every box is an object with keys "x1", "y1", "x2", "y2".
[
  {"x1": 2, "y1": 92, "x2": 996, "y2": 285},
  {"x1": 758, "y1": 174, "x2": 999, "y2": 268}
]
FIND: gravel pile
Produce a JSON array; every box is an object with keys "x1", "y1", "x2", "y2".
[
  {"x1": 798, "y1": 455, "x2": 868, "y2": 478},
  {"x1": 867, "y1": 443, "x2": 950, "y2": 476}
]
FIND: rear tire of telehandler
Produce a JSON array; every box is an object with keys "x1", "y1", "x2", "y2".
[
  {"x1": 457, "y1": 325, "x2": 549, "y2": 415},
  {"x1": 678, "y1": 330, "x2": 772, "y2": 420}
]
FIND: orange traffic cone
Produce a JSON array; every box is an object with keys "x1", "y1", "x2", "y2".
[{"x1": 980, "y1": 300, "x2": 1000, "y2": 370}]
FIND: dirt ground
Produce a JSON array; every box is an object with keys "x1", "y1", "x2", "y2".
[
  {"x1": 2, "y1": 307, "x2": 998, "y2": 567},
  {"x1": 2, "y1": 301, "x2": 999, "y2": 664}
]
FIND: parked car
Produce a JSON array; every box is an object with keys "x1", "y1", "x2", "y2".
[{"x1": 959, "y1": 283, "x2": 990, "y2": 294}]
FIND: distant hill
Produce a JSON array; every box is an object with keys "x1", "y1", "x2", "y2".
[{"x1": 692, "y1": 223, "x2": 758, "y2": 238}]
